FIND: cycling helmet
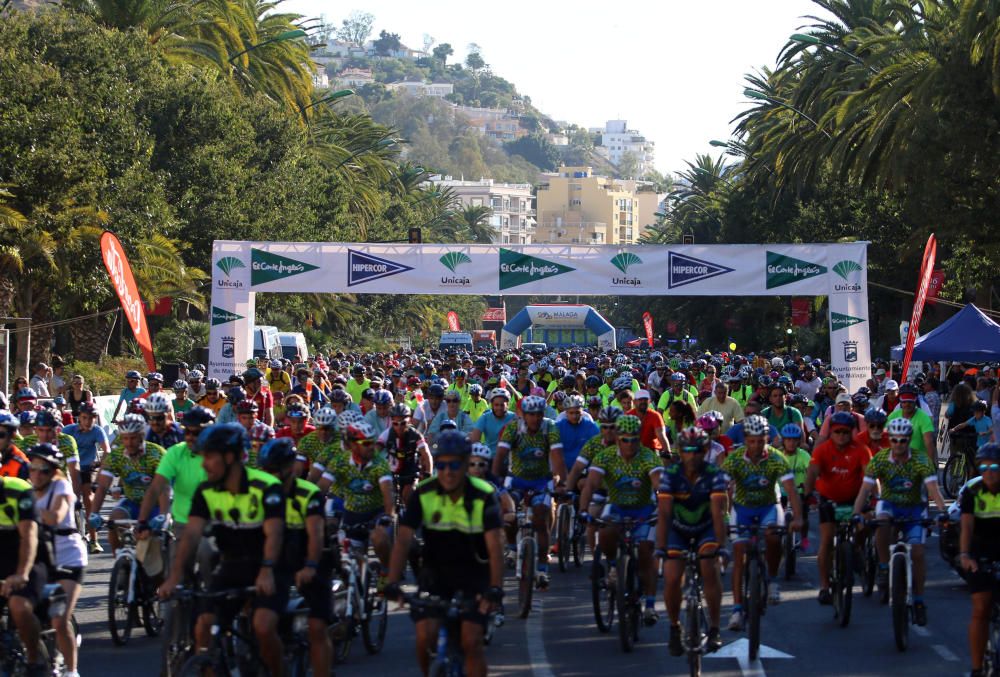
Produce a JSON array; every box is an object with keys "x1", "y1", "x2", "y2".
[
  {"x1": 564, "y1": 394, "x2": 585, "y2": 410},
  {"x1": 757, "y1": 375, "x2": 773, "y2": 387},
  {"x1": 389, "y1": 403, "x2": 411, "y2": 418},
  {"x1": 18, "y1": 411, "x2": 36, "y2": 427},
  {"x1": 615, "y1": 414, "x2": 641, "y2": 435},
  {"x1": 187, "y1": 370, "x2": 204, "y2": 381},
  {"x1": 771, "y1": 357, "x2": 784, "y2": 368},
  {"x1": 204, "y1": 378, "x2": 222, "y2": 390},
  {"x1": 27, "y1": 443, "x2": 64, "y2": 469},
  {"x1": 0, "y1": 411, "x2": 20, "y2": 430},
  {"x1": 898, "y1": 383, "x2": 920, "y2": 398},
  {"x1": 974, "y1": 399, "x2": 989, "y2": 413},
  {"x1": 886, "y1": 417, "x2": 913, "y2": 437},
  {"x1": 677, "y1": 426, "x2": 710, "y2": 451},
  {"x1": 777, "y1": 375, "x2": 793, "y2": 386},
  {"x1": 344, "y1": 420, "x2": 376, "y2": 442},
  {"x1": 453, "y1": 369, "x2": 467, "y2": 378},
  {"x1": 669, "y1": 373, "x2": 687, "y2": 384},
  {"x1": 241, "y1": 368, "x2": 262, "y2": 380},
  {"x1": 329, "y1": 390, "x2": 352, "y2": 405},
  {"x1": 585, "y1": 376, "x2": 601, "y2": 389},
  {"x1": 125, "y1": 370, "x2": 142, "y2": 381},
  {"x1": 977, "y1": 443, "x2": 1000, "y2": 461},
  {"x1": 147, "y1": 372, "x2": 164, "y2": 383},
  {"x1": 173, "y1": 379, "x2": 188, "y2": 391},
  {"x1": 829, "y1": 411, "x2": 857, "y2": 429},
  {"x1": 181, "y1": 406, "x2": 216, "y2": 429},
  {"x1": 285, "y1": 402, "x2": 308, "y2": 419},
  {"x1": 335, "y1": 410, "x2": 365, "y2": 432},
  {"x1": 427, "y1": 384, "x2": 445, "y2": 398},
  {"x1": 864, "y1": 408, "x2": 888, "y2": 426},
  {"x1": 15, "y1": 387, "x2": 37, "y2": 402},
  {"x1": 530, "y1": 386, "x2": 547, "y2": 398},
  {"x1": 468, "y1": 384, "x2": 484, "y2": 396},
  {"x1": 743, "y1": 414, "x2": 769, "y2": 437},
  {"x1": 520, "y1": 395, "x2": 546, "y2": 414},
  {"x1": 77, "y1": 402, "x2": 97, "y2": 417},
  {"x1": 780, "y1": 423, "x2": 802, "y2": 439},
  {"x1": 471, "y1": 442, "x2": 492, "y2": 459},
  {"x1": 790, "y1": 393, "x2": 808, "y2": 406},
  {"x1": 553, "y1": 367, "x2": 568, "y2": 380},
  {"x1": 250, "y1": 421, "x2": 275, "y2": 442},
  {"x1": 488, "y1": 388, "x2": 510, "y2": 402},
  {"x1": 587, "y1": 395, "x2": 604, "y2": 408},
  {"x1": 145, "y1": 393, "x2": 172, "y2": 414},
  {"x1": 34, "y1": 410, "x2": 59, "y2": 428},
  {"x1": 696, "y1": 413, "x2": 720, "y2": 432},
  {"x1": 118, "y1": 413, "x2": 147, "y2": 434},
  {"x1": 198, "y1": 422, "x2": 248, "y2": 456},
  {"x1": 603, "y1": 368, "x2": 617, "y2": 379},
  {"x1": 612, "y1": 376, "x2": 633, "y2": 392},
  {"x1": 235, "y1": 399, "x2": 259, "y2": 414},
  {"x1": 439, "y1": 419, "x2": 458, "y2": 431},
  {"x1": 372, "y1": 391, "x2": 393, "y2": 406},
  {"x1": 258, "y1": 438, "x2": 298, "y2": 471}
]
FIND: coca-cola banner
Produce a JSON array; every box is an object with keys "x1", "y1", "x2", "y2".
[
  {"x1": 447, "y1": 311, "x2": 460, "y2": 331},
  {"x1": 101, "y1": 231, "x2": 155, "y2": 370},
  {"x1": 641, "y1": 312, "x2": 654, "y2": 347},
  {"x1": 482, "y1": 307, "x2": 506, "y2": 322}
]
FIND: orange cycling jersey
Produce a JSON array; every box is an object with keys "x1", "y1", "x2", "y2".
[{"x1": 0, "y1": 447, "x2": 30, "y2": 481}]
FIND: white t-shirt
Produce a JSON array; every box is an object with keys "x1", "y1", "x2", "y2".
[
  {"x1": 37, "y1": 478, "x2": 87, "y2": 569},
  {"x1": 794, "y1": 377, "x2": 822, "y2": 400}
]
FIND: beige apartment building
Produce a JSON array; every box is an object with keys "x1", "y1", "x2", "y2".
[
  {"x1": 430, "y1": 176, "x2": 536, "y2": 244},
  {"x1": 535, "y1": 166, "x2": 658, "y2": 245}
]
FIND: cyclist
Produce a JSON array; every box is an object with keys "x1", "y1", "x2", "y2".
[
  {"x1": 469, "y1": 389, "x2": 517, "y2": 458},
  {"x1": 247, "y1": 420, "x2": 275, "y2": 467},
  {"x1": 196, "y1": 378, "x2": 227, "y2": 416},
  {"x1": 852, "y1": 416, "x2": 946, "y2": 622},
  {"x1": 762, "y1": 384, "x2": 805, "y2": 439},
  {"x1": 26, "y1": 444, "x2": 85, "y2": 677},
  {"x1": 265, "y1": 359, "x2": 292, "y2": 396},
  {"x1": 426, "y1": 391, "x2": 474, "y2": 448},
  {"x1": 345, "y1": 364, "x2": 370, "y2": 404},
  {"x1": 722, "y1": 414, "x2": 803, "y2": 629},
  {"x1": 580, "y1": 414, "x2": 662, "y2": 624},
  {"x1": 629, "y1": 390, "x2": 671, "y2": 459},
  {"x1": 857, "y1": 408, "x2": 890, "y2": 454},
  {"x1": 887, "y1": 383, "x2": 937, "y2": 465},
  {"x1": 145, "y1": 393, "x2": 184, "y2": 448},
  {"x1": 377, "y1": 403, "x2": 431, "y2": 505},
  {"x1": 0, "y1": 466, "x2": 46, "y2": 677},
  {"x1": 259, "y1": 438, "x2": 331, "y2": 677},
  {"x1": 385, "y1": 431, "x2": 504, "y2": 677},
  {"x1": 299, "y1": 407, "x2": 339, "y2": 477},
  {"x1": 778, "y1": 423, "x2": 812, "y2": 549},
  {"x1": 243, "y1": 368, "x2": 275, "y2": 426},
  {"x1": 276, "y1": 401, "x2": 315, "y2": 445},
  {"x1": 171, "y1": 379, "x2": 195, "y2": 420},
  {"x1": 62, "y1": 402, "x2": 109, "y2": 552},
  {"x1": 25, "y1": 410, "x2": 80, "y2": 495},
  {"x1": 364, "y1": 390, "x2": 394, "y2": 438},
  {"x1": 493, "y1": 394, "x2": 566, "y2": 589},
  {"x1": 656, "y1": 372, "x2": 697, "y2": 416},
  {"x1": 462, "y1": 384, "x2": 489, "y2": 422},
  {"x1": 556, "y1": 394, "x2": 600, "y2": 472},
  {"x1": 657, "y1": 426, "x2": 728, "y2": 655},
  {"x1": 111, "y1": 370, "x2": 146, "y2": 423},
  {"x1": 87, "y1": 415, "x2": 167, "y2": 554},
  {"x1": 803, "y1": 410, "x2": 871, "y2": 603},
  {"x1": 158, "y1": 423, "x2": 286, "y2": 677},
  {"x1": 698, "y1": 381, "x2": 745, "y2": 432}
]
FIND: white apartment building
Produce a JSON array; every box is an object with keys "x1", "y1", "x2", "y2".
[
  {"x1": 385, "y1": 80, "x2": 454, "y2": 98},
  {"x1": 430, "y1": 176, "x2": 536, "y2": 244},
  {"x1": 588, "y1": 119, "x2": 656, "y2": 177}
]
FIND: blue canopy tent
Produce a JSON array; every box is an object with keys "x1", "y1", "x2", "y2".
[{"x1": 890, "y1": 304, "x2": 1000, "y2": 362}]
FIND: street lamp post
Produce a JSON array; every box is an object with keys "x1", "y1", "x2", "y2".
[{"x1": 786, "y1": 327, "x2": 793, "y2": 353}]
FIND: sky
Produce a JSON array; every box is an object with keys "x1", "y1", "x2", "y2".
[{"x1": 280, "y1": 0, "x2": 832, "y2": 174}]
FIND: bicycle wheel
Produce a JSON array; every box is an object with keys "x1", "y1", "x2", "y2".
[
  {"x1": 985, "y1": 617, "x2": 1000, "y2": 676},
  {"x1": 518, "y1": 537, "x2": 536, "y2": 619},
  {"x1": 556, "y1": 504, "x2": 570, "y2": 573},
  {"x1": 591, "y1": 548, "x2": 615, "y2": 632},
  {"x1": 330, "y1": 620, "x2": 353, "y2": 665},
  {"x1": 943, "y1": 455, "x2": 965, "y2": 499},
  {"x1": 783, "y1": 527, "x2": 796, "y2": 580},
  {"x1": 287, "y1": 644, "x2": 308, "y2": 677},
  {"x1": 141, "y1": 585, "x2": 163, "y2": 637},
  {"x1": 861, "y1": 532, "x2": 877, "y2": 597},
  {"x1": 178, "y1": 653, "x2": 225, "y2": 677},
  {"x1": 835, "y1": 538, "x2": 854, "y2": 628},
  {"x1": 161, "y1": 600, "x2": 193, "y2": 677},
  {"x1": 747, "y1": 558, "x2": 762, "y2": 661},
  {"x1": 361, "y1": 565, "x2": 388, "y2": 654},
  {"x1": 572, "y1": 520, "x2": 584, "y2": 568},
  {"x1": 108, "y1": 556, "x2": 134, "y2": 646},
  {"x1": 891, "y1": 554, "x2": 909, "y2": 652},
  {"x1": 616, "y1": 553, "x2": 635, "y2": 652},
  {"x1": 685, "y1": 595, "x2": 703, "y2": 677}
]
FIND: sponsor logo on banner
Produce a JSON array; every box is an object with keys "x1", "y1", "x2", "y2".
[
  {"x1": 842, "y1": 340, "x2": 859, "y2": 363},
  {"x1": 212, "y1": 306, "x2": 244, "y2": 326},
  {"x1": 766, "y1": 251, "x2": 827, "y2": 289},
  {"x1": 221, "y1": 336, "x2": 235, "y2": 359},
  {"x1": 251, "y1": 248, "x2": 319, "y2": 286},
  {"x1": 482, "y1": 307, "x2": 506, "y2": 322},
  {"x1": 499, "y1": 248, "x2": 574, "y2": 290},
  {"x1": 831, "y1": 259, "x2": 863, "y2": 293},
  {"x1": 831, "y1": 311, "x2": 865, "y2": 331},
  {"x1": 535, "y1": 309, "x2": 582, "y2": 322},
  {"x1": 347, "y1": 249, "x2": 413, "y2": 287},
  {"x1": 667, "y1": 252, "x2": 733, "y2": 289},
  {"x1": 215, "y1": 256, "x2": 246, "y2": 289},
  {"x1": 438, "y1": 251, "x2": 472, "y2": 286},
  {"x1": 610, "y1": 252, "x2": 643, "y2": 287}
]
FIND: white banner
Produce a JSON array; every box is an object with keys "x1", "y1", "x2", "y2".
[{"x1": 207, "y1": 241, "x2": 871, "y2": 386}]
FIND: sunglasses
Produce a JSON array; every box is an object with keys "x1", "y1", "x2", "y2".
[
  {"x1": 681, "y1": 446, "x2": 706, "y2": 454},
  {"x1": 831, "y1": 428, "x2": 852, "y2": 435},
  {"x1": 469, "y1": 461, "x2": 489, "y2": 470},
  {"x1": 29, "y1": 465, "x2": 52, "y2": 474},
  {"x1": 0, "y1": 432, "x2": 8, "y2": 439},
  {"x1": 619, "y1": 436, "x2": 640, "y2": 443},
  {"x1": 889, "y1": 437, "x2": 910, "y2": 444},
  {"x1": 980, "y1": 463, "x2": 1000, "y2": 473},
  {"x1": 392, "y1": 421, "x2": 408, "y2": 426},
  {"x1": 435, "y1": 460, "x2": 463, "y2": 472},
  {"x1": 150, "y1": 415, "x2": 166, "y2": 422},
  {"x1": 869, "y1": 424, "x2": 884, "y2": 430}
]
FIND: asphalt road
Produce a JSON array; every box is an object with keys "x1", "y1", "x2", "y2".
[{"x1": 74, "y1": 512, "x2": 975, "y2": 677}]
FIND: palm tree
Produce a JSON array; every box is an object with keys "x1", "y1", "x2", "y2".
[{"x1": 454, "y1": 205, "x2": 494, "y2": 243}]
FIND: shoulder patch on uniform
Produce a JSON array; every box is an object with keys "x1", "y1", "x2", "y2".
[{"x1": 264, "y1": 492, "x2": 282, "y2": 506}]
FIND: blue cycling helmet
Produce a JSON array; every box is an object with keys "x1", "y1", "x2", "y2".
[
  {"x1": 34, "y1": 410, "x2": 59, "y2": 428},
  {"x1": 373, "y1": 390, "x2": 393, "y2": 406},
  {"x1": 197, "y1": 423, "x2": 248, "y2": 457},
  {"x1": 977, "y1": 443, "x2": 1000, "y2": 462},
  {"x1": 864, "y1": 408, "x2": 888, "y2": 426},
  {"x1": 18, "y1": 410, "x2": 37, "y2": 427},
  {"x1": 434, "y1": 430, "x2": 471, "y2": 458},
  {"x1": 258, "y1": 438, "x2": 298, "y2": 471},
  {"x1": 829, "y1": 411, "x2": 856, "y2": 429},
  {"x1": 780, "y1": 423, "x2": 802, "y2": 439}
]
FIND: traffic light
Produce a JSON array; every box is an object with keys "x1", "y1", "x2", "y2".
[
  {"x1": 408, "y1": 227, "x2": 422, "y2": 244},
  {"x1": 682, "y1": 233, "x2": 694, "y2": 245}
]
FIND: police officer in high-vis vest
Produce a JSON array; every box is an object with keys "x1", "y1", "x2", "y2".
[
  {"x1": 158, "y1": 423, "x2": 286, "y2": 677},
  {"x1": 385, "y1": 430, "x2": 504, "y2": 677}
]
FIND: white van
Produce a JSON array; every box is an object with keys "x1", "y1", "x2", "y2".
[
  {"x1": 253, "y1": 325, "x2": 283, "y2": 360},
  {"x1": 278, "y1": 332, "x2": 309, "y2": 362},
  {"x1": 439, "y1": 331, "x2": 474, "y2": 352}
]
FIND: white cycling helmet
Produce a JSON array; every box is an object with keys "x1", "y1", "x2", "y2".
[
  {"x1": 118, "y1": 413, "x2": 147, "y2": 434},
  {"x1": 743, "y1": 414, "x2": 769, "y2": 437},
  {"x1": 488, "y1": 388, "x2": 510, "y2": 402},
  {"x1": 886, "y1": 417, "x2": 913, "y2": 437},
  {"x1": 564, "y1": 394, "x2": 585, "y2": 410},
  {"x1": 520, "y1": 395, "x2": 547, "y2": 414},
  {"x1": 335, "y1": 409, "x2": 365, "y2": 431},
  {"x1": 314, "y1": 407, "x2": 338, "y2": 428},
  {"x1": 471, "y1": 442, "x2": 492, "y2": 459},
  {"x1": 145, "y1": 393, "x2": 173, "y2": 415}
]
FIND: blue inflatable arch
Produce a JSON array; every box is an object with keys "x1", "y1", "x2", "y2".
[{"x1": 500, "y1": 305, "x2": 616, "y2": 350}]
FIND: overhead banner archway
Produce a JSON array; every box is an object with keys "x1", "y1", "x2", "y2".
[
  {"x1": 501, "y1": 305, "x2": 616, "y2": 350},
  {"x1": 209, "y1": 241, "x2": 871, "y2": 390}
]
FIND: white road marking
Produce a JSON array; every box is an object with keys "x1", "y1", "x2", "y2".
[
  {"x1": 931, "y1": 644, "x2": 960, "y2": 661},
  {"x1": 525, "y1": 598, "x2": 556, "y2": 677},
  {"x1": 707, "y1": 638, "x2": 793, "y2": 677},
  {"x1": 913, "y1": 624, "x2": 931, "y2": 637}
]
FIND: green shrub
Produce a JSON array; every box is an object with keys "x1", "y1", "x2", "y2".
[{"x1": 66, "y1": 357, "x2": 146, "y2": 397}]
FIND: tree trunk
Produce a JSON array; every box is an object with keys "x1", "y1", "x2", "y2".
[{"x1": 67, "y1": 311, "x2": 118, "y2": 362}]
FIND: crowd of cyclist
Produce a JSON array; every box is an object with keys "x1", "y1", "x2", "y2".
[{"x1": 0, "y1": 347, "x2": 998, "y2": 676}]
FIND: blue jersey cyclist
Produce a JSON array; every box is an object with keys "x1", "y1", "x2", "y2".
[
  {"x1": 579, "y1": 414, "x2": 663, "y2": 626},
  {"x1": 720, "y1": 414, "x2": 803, "y2": 631},
  {"x1": 493, "y1": 395, "x2": 567, "y2": 590},
  {"x1": 852, "y1": 416, "x2": 946, "y2": 626},
  {"x1": 555, "y1": 394, "x2": 600, "y2": 469},
  {"x1": 657, "y1": 426, "x2": 729, "y2": 656}
]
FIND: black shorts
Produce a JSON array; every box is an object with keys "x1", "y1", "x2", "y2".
[
  {"x1": 968, "y1": 569, "x2": 1000, "y2": 595},
  {"x1": 79, "y1": 465, "x2": 96, "y2": 486},
  {"x1": 202, "y1": 562, "x2": 290, "y2": 621},
  {"x1": 298, "y1": 573, "x2": 333, "y2": 622},
  {"x1": 818, "y1": 498, "x2": 853, "y2": 524},
  {"x1": 342, "y1": 508, "x2": 384, "y2": 545},
  {"x1": 1, "y1": 563, "x2": 47, "y2": 606},
  {"x1": 52, "y1": 566, "x2": 85, "y2": 584},
  {"x1": 410, "y1": 583, "x2": 489, "y2": 627}
]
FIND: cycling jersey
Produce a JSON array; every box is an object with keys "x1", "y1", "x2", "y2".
[
  {"x1": 0, "y1": 477, "x2": 35, "y2": 576},
  {"x1": 780, "y1": 447, "x2": 811, "y2": 495},
  {"x1": 761, "y1": 405, "x2": 803, "y2": 431},
  {"x1": 810, "y1": 440, "x2": 871, "y2": 504},
  {"x1": 265, "y1": 368, "x2": 291, "y2": 395},
  {"x1": 154, "y1": 441, "x2": 206, "y2": 523},
  {"x1": 298, "y1": 430, "x2": 340, "y2": 469},
  {"x1": 555, "y1": 417, "x2": 600, "y2": 468},
  {"x1": 473, "y1": 410, "x2": 517, "y2": 456},
  {"x1": 364, "y1": 409, "x2": 390, "y2": 438},
  {"x1": 280, "y1": 477, "x2": 323, "y2": 573},
  {"x1": 345, "y1": 377, "x2": 370, "y2": 404},
  {"x1": 462, "y1": 398, "x2": 489, "y2": 422},
  {"x1": 0, "y1": 447, "x2": 30, "y2": 480},
  {"x1": 863, "y1": 450, "x2": 936, "y2": 506},
  {"x1": 498, "y1": 418, "x2": 563, "y2": 481},
  {"x1": 378, "y1": 424, "x2": 428, "y2": 478},
  {"x1": 588, "y1": 446, "x2": 660, "y2": 508},
  {"x1": 960, "y1": 479, "x2": 1000, "y2": 561},
  {"x1": 721, "y1": 447, "x2": 792, "y2": 507},
  {"x1": 18, "y1": 433, "x2": 79, "y2": 465},
  {"x1": 886, "y1": 409, "x2": 935, "y2": 458},
  {"x1": 63, "y1": 423, "x2": 109, "y2": 467},
  {"x1": 196, "y1": 394, "x2": 227, "y2": 415},
  {"x1": 147, "y1": 422, "x2": 184, "y2": 449},
  {"x1": 656, "y1": 387, "x2": 697, "y2": 413},
  {"x1": 321, "y1": 454, "x2": 392, "y2": 513},
  {"x1": 658, "y1": 463, "x2": 729, "y2": 535},
  {"x1": 576, "y1": 435, "x2": 611, "y2": 468},
  {"x1": 100, "y1": 442, "x2": 165, "y2": 502}
]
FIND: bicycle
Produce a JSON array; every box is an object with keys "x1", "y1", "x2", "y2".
[
  {"x1": 0, "y1": 584, "x2": 81, "y2": 677},
  {"x1": 278, "y1": 593, "x2": 311, "y2": 677},
  {"x1": 831, "y1": 515, "x2": 858, "y2": 627},
  {"x1": 594, "y1": 514, "x2": 657, "y2": 653},
  {"x1": 943, "y1": 433, "x2": 976, "y2": 499},
  {"x1": 730, "y1": 518, "x2": 787, "y2": 661},
  {"x1": 176, "y1": 587, "x2": 263, "y2": 677},
  {"x1": 780, "y1": 502, "x2": 799, "y2": 580},
  {"x1": 589, "y1": 517, "x2": 616, "y2": 633},
  {"x1": 866, "y1": 516, "x2": 935, "y2": 651},
  {"x1": 511, "y1": 491, "x2": 542, "y2": 619},
  {"x1": 328, "y1": 516, "x2": 389, "y2": 661},
  {"x1": 403, "y1": 593, "x2": 484, "y2": 677},
  {"x1": 859, "y1": 521, "x2": 879, "y2": 598},
  {"x1": 976, "y1": 561, "x2": 1000, "y2": 676},
  {"x1": 106, "y1": 519, "x2": 167, "y2": 646},
  {"x1": 553, "y1": 493, "x2": 584, "y2": 573},
  {"x1": 667, "y1": 547, "x2": 718, "y2": 677},
  {"x1": 160, "y1": 587, "x2": 196, "y2": 677}
]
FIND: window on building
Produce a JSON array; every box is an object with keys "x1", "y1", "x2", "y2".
[
  {"x1": 503, "y1": 234, "x2": 510, "y2": 244},
  {"x1": 472, "y1": 198, "x2": 483, "y2": 207},
  {"x1": 570, "y1": 199, "x2": 582, "y2": 206}
]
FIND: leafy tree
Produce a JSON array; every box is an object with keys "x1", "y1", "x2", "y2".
[
  {"x1": 465, "y1": 50, "x2": 485, "y2": 72},
  {"x1": 373, "y1": 30, "x2": 401, "y2": 56},
  {"x1": 616, "y1": 150, "x2": 639, "y2": 179},
  {"x1": 337, "y1": 10, "x2": 374, "y2": 46},
  {"x1": 504, "y1": 134, "x2": 559, "y2": 171},
  {"x1": 432, "y1": 42, "x2": 453, "y2": 64}
]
